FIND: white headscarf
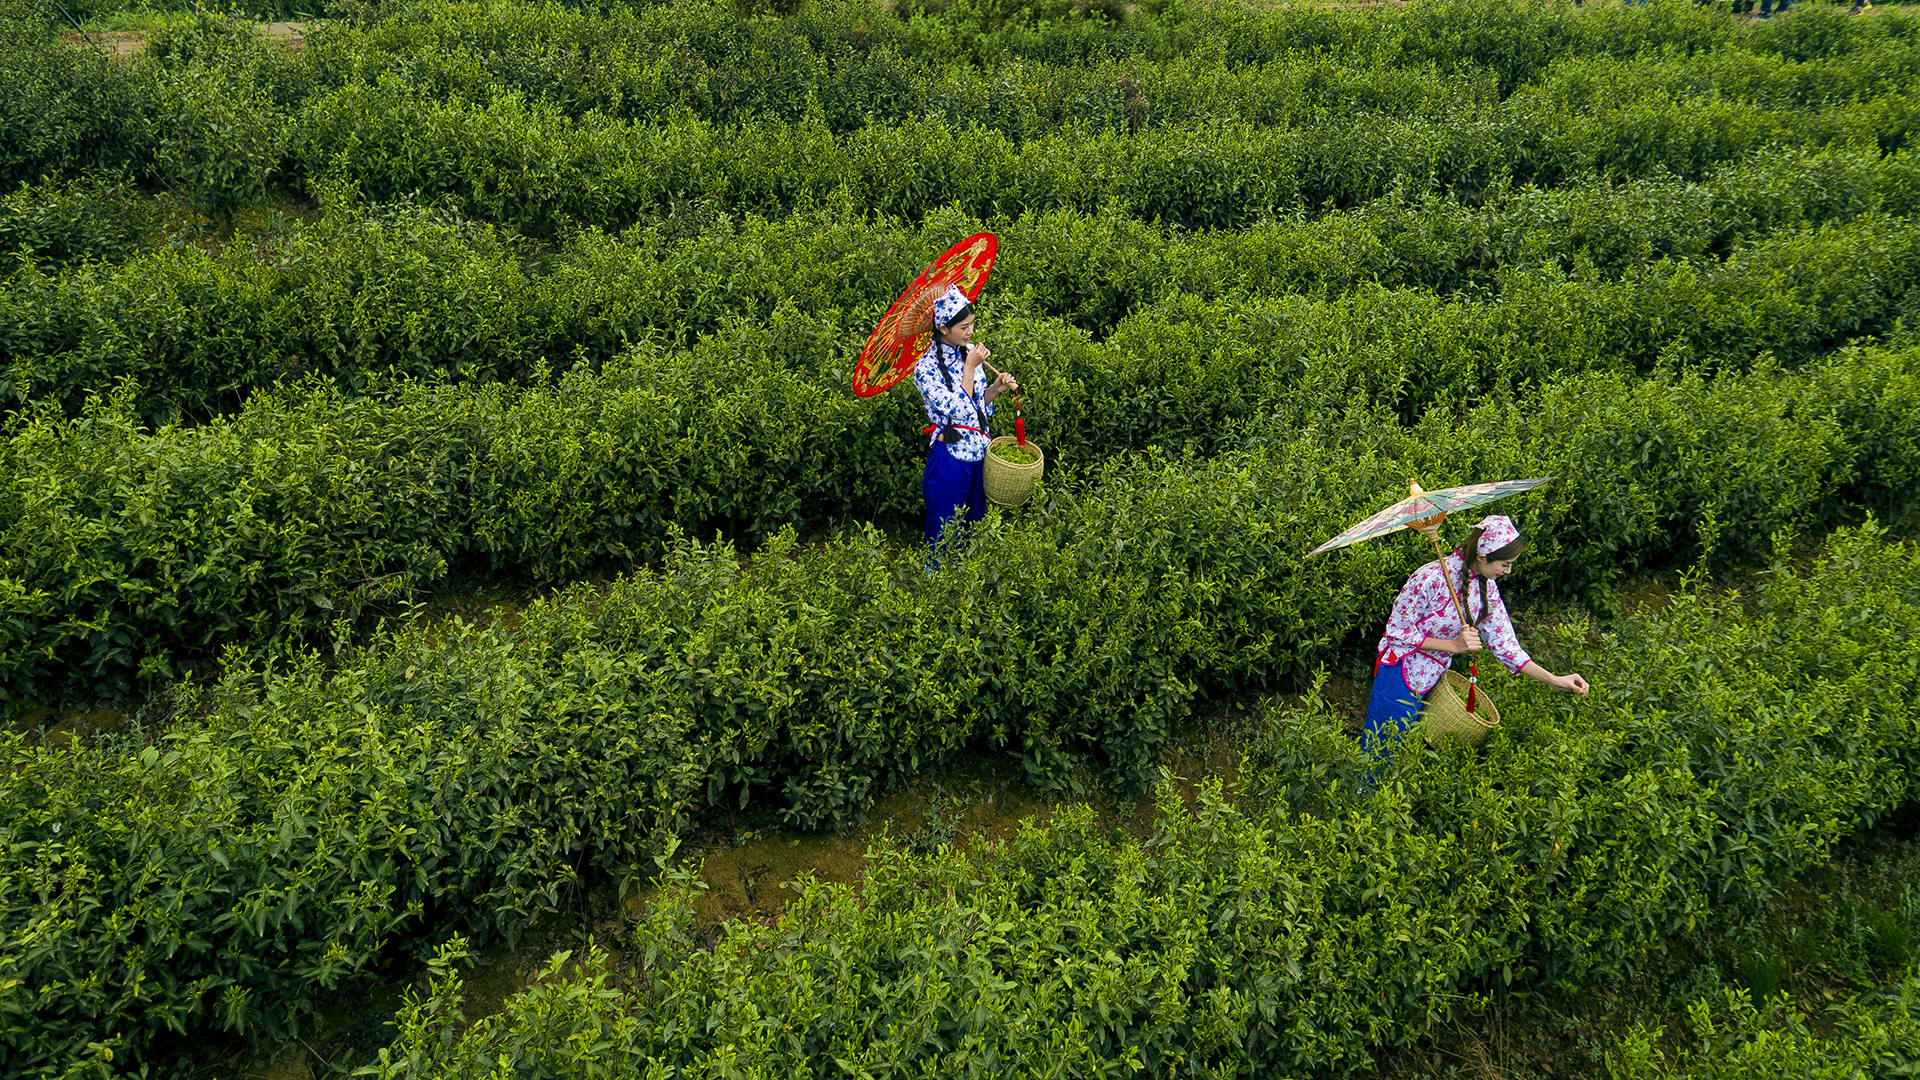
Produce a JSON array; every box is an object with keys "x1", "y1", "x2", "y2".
[{"x1": 1475, "y1": 514, "x2": 1521, "y2": 555}]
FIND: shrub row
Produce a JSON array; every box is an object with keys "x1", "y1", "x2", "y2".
[
  {"x1": 363, "y1": 953, "x2": 1920, "y2": 1079},
  {"x1": 1609, "y1": 977, "x2": 1920, "y2": 1079},
  {"x1": 5, "y1": 315, "x2": 1916, "y2": 710},
  {"x1": 0, "y1": 173, "x2": 154, "y2": 270},
  {"x1": 223, "y1": 526, "x2": 1920, "y2": 1079},
  {"x1": 9, "y1": 0, "x2": 1917, "y2": 200},
  {"x1": 9, "y1": 145, "x2": 1919, "y2": 420},
  {"x1": 286, "y1": 72, "x2": 1917, "y2": 238},
  {"x1": 280, "y1": 0, "x2": 1920, "y2": 131}
]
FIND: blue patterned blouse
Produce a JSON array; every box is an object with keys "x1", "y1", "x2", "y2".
[{"x1": 912, "y1": 339, "x2": 995, "y2": 463}]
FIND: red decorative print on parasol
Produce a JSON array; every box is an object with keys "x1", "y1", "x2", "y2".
[{"x1": 852, "y1": 232, "x2": 997, "y2": 398}]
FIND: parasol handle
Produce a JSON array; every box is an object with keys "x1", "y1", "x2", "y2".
[{"x1": 1419, "y1": 524, "x2": 1480, "y2": 713}]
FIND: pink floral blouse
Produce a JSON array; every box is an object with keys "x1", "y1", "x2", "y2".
[{"x1": 1376, "y1": 554, "x2": 1531, "y2": 694}]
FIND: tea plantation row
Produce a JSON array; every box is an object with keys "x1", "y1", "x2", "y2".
[
  {"x1": 7, "y1": 292, "x2": 1916, "y2": 700},
  {"x1": 368, "y1": 952, "x2": 1920, "y2": 1078},
  {"x1": 38, "y1": 0, "x2": 1910, "y2": 88},
  {"x1": 7, "y1": 141, "x2": 1919, "y2": 419},
  {"x1": 294, "y1": 0, "x2": 1920, "y2": 126},
  {"x1": 286, "y1": 55, "x2": 1919, "y2": 239},
  {"x1": 8, "y1": 1, "x2": 1920, "y2": 233},
  {"x1": 10, "y1": 522, "x2": 1913, "y2": 1076}
]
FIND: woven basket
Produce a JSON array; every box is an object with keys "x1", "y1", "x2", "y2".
[
  {"x1": 1421, "y1": 670, "x2": 1500, "y2": 748},
  {"x1": 983, "y1": 436, "x2": 1045, "y2": 507}
]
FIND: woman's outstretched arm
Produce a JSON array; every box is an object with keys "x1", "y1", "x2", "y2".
[{"x1": 1519, "y1": 661, "x2": 1589, "y2": 696}]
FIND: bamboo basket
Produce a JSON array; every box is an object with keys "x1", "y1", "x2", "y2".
[
  {"x1": 983, "y1": 436, "x2": 1045, "y2": 507},
  {"x1": 1421, "y1": 670, "x2": 1500, "y2": 747}
]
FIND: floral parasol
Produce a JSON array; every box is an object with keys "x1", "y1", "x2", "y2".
[
  {"x1": 1306, "y1": 477, "x2": 1553, "y2": 560},
  {"x1": 1309, "y1": 475, "x2": 1554, "y2": 714}
]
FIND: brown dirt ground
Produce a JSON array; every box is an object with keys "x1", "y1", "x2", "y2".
[{"x1": 59, "y1": 21, "x2": 307, "y2": 60}]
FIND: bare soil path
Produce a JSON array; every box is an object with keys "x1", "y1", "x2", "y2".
[{"x1": 59, "y1": 20, "x2": 306, "y2": 59}]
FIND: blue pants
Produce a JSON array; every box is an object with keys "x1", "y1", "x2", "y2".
[
  {"x1": 1361, "y1": 659, "x2": 1427, "y2": 784},
  {"x1": 923, "y1": 442, "x2": 986, "y2": 561}
]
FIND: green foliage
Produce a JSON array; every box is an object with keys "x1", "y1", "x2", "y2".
[
  {"x1": 147, "y1": 70, "x2": 286, "y2": 230},
  {"x1": 1734, "y1": 950, "x2": 1789, "y2": 1000},
  {"x1": 0, "y1": 173, "x2": 155, "y2": 268},
  {"x1": 1608, "y1": 977, "x2": 1920, "y2": 1079},
  {"x1": 0, "y1": 616, "x2": 709, "y2": 1077},
  {"x1": 139, "y1": 11, "x2": 295, "y2": 229},
  {"x1": 283, "y1": 72, "x2": 1918, "y2": 236},
  {"x1": 0, "y1": 378, "x2": 472, "y2": 698},
  {"x1": 329, "y1": 528, "x2": 1920, "y2": 1078},
  {"x1": 0, "y1": 0, "x2": 148, "y2": 188},
  {"x1": 4, "y1": 1, "x2": 1920, "y2": 1072},
  {"x1": 1863, "y1": 903, "x2": 1915, "y2": 971},
  {"x1": 3, "y1": 200, "x2": 539, "y2": 418},
  {"x1": 7, "y1": 491, "x2": 1918, "y2": 1072},
  {"x1": 281, "y1": 0, "x2": 1915, "y2": 136},
  {"x1": 6, "y1": 333, "x2": 1916, "y2": 704},
  {"x1": 10, "y1": 145, "x2": 1920, "y2": 421}
]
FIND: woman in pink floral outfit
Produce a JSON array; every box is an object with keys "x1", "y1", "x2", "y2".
[{"x1": 1364, "y1": 515, "x2": 1590, "y2": 764}]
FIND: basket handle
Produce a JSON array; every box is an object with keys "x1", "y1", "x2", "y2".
[{"x1": 983, "y1": 362, "x2": 1027, "y2": 446}]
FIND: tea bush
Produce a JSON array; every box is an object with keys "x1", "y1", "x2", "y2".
[
  {"x1": 0, "y1": 173, "x2": 155, "y2": 269},
  {"x1": 0, "y1": 0, "x2": 149, "y2": 188},
  {"x1": 6, "y1": 327, "x2": 1915, "y2": 702},
  {"x1": 1607, "y1": 977, "x2": 1920, "y2": 1079},
  {"x1": 0, "y1": 618, "x2": 712, "y2": 1075},
  {"x1": 320, "y1": 527, "x2": 1920, "y2": 1079},
  {"x1": 144, "y1": 64, "x2": 288, "y2": 231},
  {"x1": 2, "y1": 201, "x2": 543, "y2": 419},
  {"x1": 6, "y1": 509, "x2": 1916, "y2": 1074},
  {"x1": 9, "y1": 146, "x2": 1919, "y2": 420}
]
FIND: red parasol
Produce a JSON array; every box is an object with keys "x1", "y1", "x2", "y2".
[{"x1": 852, "y1": 232, "x2": 997, "y2": 398}]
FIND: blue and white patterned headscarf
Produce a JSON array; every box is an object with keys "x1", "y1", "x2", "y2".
[{"x1": 931, "y1": 284, "x2": 972, "y2": 330}]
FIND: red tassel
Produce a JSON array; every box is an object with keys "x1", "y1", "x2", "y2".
[
  {"x1": 1466, "y1": 664, "x2": 1479, "y2": 713},
  {"x1": 1014, "y1": 393, "x2": 1027, "y2": 446}
]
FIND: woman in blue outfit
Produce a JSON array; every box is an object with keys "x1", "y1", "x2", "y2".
[{"x1": 913, "y1": 284, "x2": 1018, "y2": 564}]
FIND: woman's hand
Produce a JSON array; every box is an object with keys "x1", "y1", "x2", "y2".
[
  {"x1": 1419, "y1": 628, "x2": 1481, "y2": 654},
  {"x1": 962, "y1": 343, "x2": 991, "y2": 385},
  {"x1": 1553, "y1": 672, "x2": 1591, "y2": 696},
  {"x1": 1519, "y1": 661, "x2": 1590, "y2": 697}
]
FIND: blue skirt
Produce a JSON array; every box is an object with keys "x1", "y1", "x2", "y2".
[
  {"x1": 923, "y1": 441, "x2": 986, "y2": 558},
  {"x1": 1363, "y1": 658, "x2": 1428, "y2": 757}
]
